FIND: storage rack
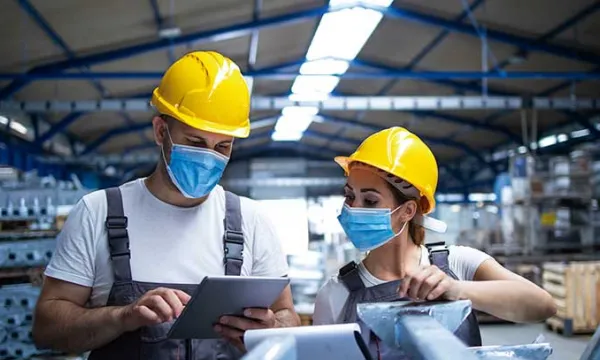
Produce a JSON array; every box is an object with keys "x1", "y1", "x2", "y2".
[
  {"x1": 504, "y1": 152, "x2": 597, "y2": 255},
  {"x1": 0, "y1": 173, "x2": 90, "y2": 359}
]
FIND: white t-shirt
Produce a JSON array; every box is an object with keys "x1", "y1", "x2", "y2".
[
  {"x1": 45, "y1": 179, "x2": 289, "y2": 308},
  {"x1": 312, "y1": 245, "x2": 491, "y2": 325}
]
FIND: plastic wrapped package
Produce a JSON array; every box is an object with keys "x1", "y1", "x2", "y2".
[
  {"x1": 242, "y1": 336, "x2": 297, "y2": 360},
  {"x1": 357, "y1": 300, "x2": 472, "y2": 348},
  {"x1": 395, "y1": 315, "x2": 479, "y2": 360},
  {"x1": 471, "y1": 343, "x2": 552, "y2": 360}
]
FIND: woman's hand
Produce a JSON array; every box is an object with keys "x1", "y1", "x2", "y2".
[{"x1": 398, "y1": 265, "x2": 463, "y2": 301}]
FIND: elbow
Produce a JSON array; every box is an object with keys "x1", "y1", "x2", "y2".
[
  {"x1": 31, "y1": 321, "x2": 50, "y2": 350},
  {"x1": 540, "y1": 290, "x2": 557, "y2": 320}
]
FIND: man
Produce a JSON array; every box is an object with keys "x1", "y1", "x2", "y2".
[{"x1": 32, "y1": 51, "x2": 299, "y2": 359}]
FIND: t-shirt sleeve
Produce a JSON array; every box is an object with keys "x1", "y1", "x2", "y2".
[
  {"x1": 313, "y1": 278, "x2": 338, "y2": 325},
  {"x1": 447, "y1": 245, "x2": 492, "y2": 281},
  {"x1": 250, "y1": 205, "x2": 289, "y2": 277},
  {"x1": 44, "y1": 198, "x2": 97, "y2": 287}
]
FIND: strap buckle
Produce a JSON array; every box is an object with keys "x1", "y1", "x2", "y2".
[
  {"x1": 109, "y1": 244, "x2": 131, "y2": 259},
  {"x1": 105, "y1": 216, "x2": 128, "y2": 229},
  {"x1": 224, "y1": 230, "x2": 244, "y2": 243},
  {"x1": 224, "y1": 241, "x2": 244, "y2": 262}
]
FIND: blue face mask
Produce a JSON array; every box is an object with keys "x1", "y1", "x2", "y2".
[
  {"x1": 162, "y1": 128, "x2": 229, "y2": 199},
  {"x1": 337, "y1": 204, "x2": 407, "y2": 252}
]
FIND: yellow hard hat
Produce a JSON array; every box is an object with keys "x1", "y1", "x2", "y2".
[
  {"x1": 335, "y1": 127, "x2": 438, "y2": 214},
  {"x1": 151, "y1": 51, "x2": 251, "y2": 138}
]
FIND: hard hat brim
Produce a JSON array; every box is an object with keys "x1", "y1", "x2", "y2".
[{"x1": 151, "y1": 89, "x2": 250, "y2": 138}]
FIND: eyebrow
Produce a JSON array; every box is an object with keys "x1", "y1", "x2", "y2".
[
  {"x1": 344, "y1": 184, "x2": 381, "y2": 194},
  {"x1": 186, "y1": 135, "x2": 232, "y2": 145}
]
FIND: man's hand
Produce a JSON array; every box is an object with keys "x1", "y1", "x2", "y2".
[
  {"x1": 214, "y1": 308, "x2": 277, "y2": 351},
  {"x1": 118, "y1": 287, "x2": 191, "y2": 332},
  {"x1": 398, "y1": 265, "x2": 462, "y2": 301}
]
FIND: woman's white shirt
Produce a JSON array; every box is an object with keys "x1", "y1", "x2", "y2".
[{"x1": 312, "y1": 245, "x2": 491, "y2": 325}]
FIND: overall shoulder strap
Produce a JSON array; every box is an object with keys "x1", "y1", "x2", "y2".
[
  {"x1": 223, "y1": 191, "x2": 244, "y2": 276},
  {"x1": 425, "y1": 241, "x2": 460, "y2": 279},
  {"x1": 425, "y1": 241, "x2": 450, "y2": 271},
  {"x1": 338, "y1": 261, "x2": 365, "y2": 292},
  {"x1": 105, "y1": 187, "x2": 132, "y2": 284}
]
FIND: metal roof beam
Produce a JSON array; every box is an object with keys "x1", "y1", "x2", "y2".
[
  {"x1": 8, "y1": 96, "x2": 600, "y2": 112},
  {"x1": 3, "y1": 70, "x2": 600, "y2": 81},
  {"x1": 317, "y1": 115, "x2": 494, "y2": 173},
  {"x1": 248, "y1": 0, "x2": 262, "y2": 70},
  {"x1": 378, "y1": 3, "x2": 600, "y2": 65},
  {"x1": 0, "y1": 4, "x2": 333, "y2": 99},
  {"x1": 16, "y1": 0, "x2": 107, "y2": 97},
  {"x1": 36, "y1": 112, "x2": 85, "y2": 144}
]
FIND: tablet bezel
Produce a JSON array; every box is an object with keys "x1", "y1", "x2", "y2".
[{"x1": 167, "y1": 275, "x2": 290, "y2": 339}]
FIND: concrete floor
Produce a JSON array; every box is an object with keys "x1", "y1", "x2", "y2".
[{"x1": 480, "y1": 323, "x2": 592, "y2": 359}]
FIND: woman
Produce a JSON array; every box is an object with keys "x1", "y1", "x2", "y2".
[{"x1": 313, "y1": 127, "x2": 556, "y2": 358}]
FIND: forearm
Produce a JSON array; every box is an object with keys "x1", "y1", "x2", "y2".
[
  {"x1": 274, "y1": 308, "x2": 300, "y2": 327},
  {"x1": 458, "y1": 280, "x2": 556, "y2": 323},
  {"x1": 33, "y1": 299, "x2": 126, "y2": 353}
]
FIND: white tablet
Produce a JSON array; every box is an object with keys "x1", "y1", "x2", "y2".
[{"x1": 167, "y1": 276, "x2": 290, "y2": 339}]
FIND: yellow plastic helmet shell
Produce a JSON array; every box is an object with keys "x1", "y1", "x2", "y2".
[
  {"x1": 335, "y1": 127, "x2": 438, "y2": 214},
  {"x1": 151, "y1": 51, "x2": 251, "y2": 138}
]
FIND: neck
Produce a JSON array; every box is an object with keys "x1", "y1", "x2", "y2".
[
  {"x1": 362, "y1": 235, "x2": 421, "y2": 281},
  {"x1": 144, "y1": 162, "x2": 209, "y2": 208}
]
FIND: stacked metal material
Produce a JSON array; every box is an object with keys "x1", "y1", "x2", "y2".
[
  {"x1": 0, "y1": 239, "x2": 56, "y2": 269},
  {"x1": 0, "y1": 284, "x2": 40, "y2": 359}
]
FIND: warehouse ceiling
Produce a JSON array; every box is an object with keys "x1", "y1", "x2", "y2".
[{"x1": 0, "y1": 0, "x2": 599, "y2": 188}]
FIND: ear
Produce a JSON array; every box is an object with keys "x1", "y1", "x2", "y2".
[
  {"x1": 152, "y1": 115, "x2": 167, "y2": 146},
  {"x1": 394, "y1": 200, "x2": 417, "y2": 223}
]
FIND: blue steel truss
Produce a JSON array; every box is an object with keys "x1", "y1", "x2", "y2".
[{"x1": 2, "y1": 0, "x2": 599, "y2": 191}]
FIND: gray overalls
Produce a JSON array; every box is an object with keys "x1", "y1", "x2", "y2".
[
  {"x1": 338, "y1": 242, "x2": 482, "y2": 359},
  {"x1": 87, "y1": 187, "x2": 245, "y2": 360}
]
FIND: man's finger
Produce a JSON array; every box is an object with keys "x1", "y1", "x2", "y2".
[
  {"x1": 136, "y1": 305, "x2": 161, "y2": 324},
  {"x1": 159, "y1": 290, "x2": 185, "y2": 318},
  {"x1": 219, "y1": 315, "x2": 265, "y2": 331},
  {"x1": 243, "y1": 308, "x2": 270, "y2": 322},
  {"x1": 173, "y1": 289, "x2": 192, "y2": 305},
  {"x1": 215, "y1": 324, "x2": 244, "y2": 340},
  {"x1": 145, "y1": 295, "x2": 174, "y2": 322}
]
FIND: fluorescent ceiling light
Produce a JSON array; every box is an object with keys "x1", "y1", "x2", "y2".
[
  {"x1": 9, "y1": 121, "x2": 27, "y2": 135},
  {"x1": 306, "y1": 2, "x2": 390, "y2": 61},
  {"x1": 300, "y1": 59, "x2": 350, "y2": 75},
  {"x1": 291, "y1": 75, "x2": 340, "y2": 96},
  {"x1": 0, "y1": 116, "x2": 7, "y2": 125},
  {"x1": 281, "y1": 106, "x2": 319, "y2": 117},
  {"x1": 272, "y1": 115, "x2": 315, "y2": 142},
  {"x1": 556, "y1": 133, "x2": 568, "y2": 143},
  {"x1": 158, "y1": 27, "x2": 181, "y2": 39},
  {"x1": 571, "y1": 128, "x2": 590, "y2": 138},
  {"x1": 538, "y1": 135, "x2": 557, "y2": 148},
  {"x1": 273, "y1": 0, "x2": 392, "y2": 142},
  {"x1": 468, "y1": 193, "x2": 497, "y2": 202}
]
